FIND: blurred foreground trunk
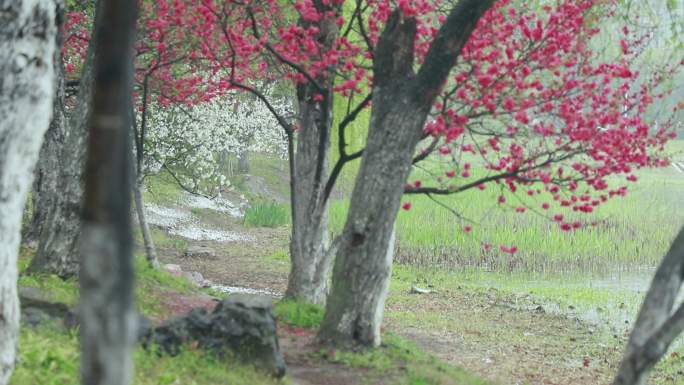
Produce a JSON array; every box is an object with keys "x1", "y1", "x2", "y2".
[
  {"x1": 0, "y1": 0, "x2": 57, "y2": 383},
  {"x1": 79, "y1": 0, "x2": 139, "y2": 383}
]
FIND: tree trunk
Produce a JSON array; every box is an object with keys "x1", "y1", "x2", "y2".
[
  {"x1": 237, "y1": 151, "x2": 250, "y2": 174},
  {"x1": 613, "y1": 226, "x2": 684, "y2": 385},
  {"x1": 0, "y1": 0, "x2": 57, "y2": 383},
  {"x1": 318, "y1": 2, "x2": 494, "y2": 348},
  {"x1": 133, "y1": 176, "x2": 159, "y2": 268},
  {"x1": 27, "y1": 4, "x2": 96, "y2": 278},
  {"x1": 283, "y1": 2, "x2": 340, "y2": 306},
  {"x1": 23, "y1": 0, "x2": 66, "y2": 248},
  {"x1": 286, "y1": 91, "x2": 333, "y2": 305},
  {"x1": 79, "y1": 0, "x2": 138, "y2": 383},
  {"x1": 317, "y1": 88, "x2": 426, "y2": 347},
  {"x1": 24, "y1": 71, "x2": 65, "y2": 248}
]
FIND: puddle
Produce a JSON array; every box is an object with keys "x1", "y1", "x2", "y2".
[{"x1": 480, "y1": 269, "x2": 684, "y2": 348}]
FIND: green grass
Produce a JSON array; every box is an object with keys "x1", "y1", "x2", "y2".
[
  {"x1": 654, "y1": 348, "x2": 684, "y2": 385},
  {"x1": 18, "y1": 248, "x2": 196, "y2": 319},
  {"x1": 389, "y1": 265, "x2": 644, "y2": 329},
  {"x1": 12, "y1": 250, "x2": 284, "y2": 385},
  {"x1": 266, "y1": 249, "x2": 290, "y2": 262},
  {"x1": 275, "y1": 301, "x2": 493, "y2": 385},
  {"x1": 13, "y1": 252, "x2": 494, "y2": 385},
  {"x1": 226, "y1": 154, "x2": 291, "y2": 201},
  {"x1": 133, "y1": 226, "x2": 189, "y2": 254},
  {"x1": 134, "y1": 256, "x2": 197, "y2": 318},
  {"x1": 150, "y1": 227, "x2": 189, "y2": 252},
  {"x1": 248, "y1": 154, "x2": 291, "y2": 198},
  {"x1": 18, "y1": 248, "x2": 79, "y2": 305},
  {"x1": 10, "y1": 325, "x2": 283, "y2": 385},
  {"x1": 243, "y1": 201, "x2": 290, "y2": 228},
  {"x1": 329, "y1": 161, "x2": 683, "y2": 274},
  {"x1": 143, "y1": 171, "x2": 185, "y2": 205},
  {"x1": 275, "y1": 300, "x2": 325, "y2": 328},
  {"x1": 323, "y1": 334, "x2": 493, "y2": 385}
]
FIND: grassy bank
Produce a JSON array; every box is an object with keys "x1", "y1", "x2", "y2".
[
  {"x1": 11, "y1": 325, "x2": 282, "y2": 385},
  {"x1": 13, "y1": 249, "x2": 283, "y2": 385}
]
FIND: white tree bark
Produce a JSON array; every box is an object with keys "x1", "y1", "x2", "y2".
[{"x1": 0, "y1": 0, "x2": 57, "y2": 383}]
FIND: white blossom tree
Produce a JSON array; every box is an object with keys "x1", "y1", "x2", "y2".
[
  {"x1": 145, "y1": 92, "x2": 290, "y2": 195},
  {"x1": 132, "y1": 87, "x2": 291, "y2": 266}
]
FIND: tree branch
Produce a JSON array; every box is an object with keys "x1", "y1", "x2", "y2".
[{"x1": 413, "y1": 0, "x2": 496, "y2": 107}]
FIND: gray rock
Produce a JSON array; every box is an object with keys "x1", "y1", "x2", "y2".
[
  {"x1": 410, "y1": 285, "x2": 436, "y2": 295},
  {"x1": 18, "y1": 285, "x2": 77, "y2": 328},
  {"x1": 163, "y1": 264, "x2": 183, "y2": 276},
  {"x1": 182, "y1": 271, "x2": 211, "y2": 288},
  {"x1": 141, "y1": 294, "x2": 286, "y2": 377},
  {"x1": 183, "y1": 245, "x2": 218, "y2": 260}
]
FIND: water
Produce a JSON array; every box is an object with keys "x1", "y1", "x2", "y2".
[{"x1": 489, "y1": 268, "x2": 684, "y2": 348}]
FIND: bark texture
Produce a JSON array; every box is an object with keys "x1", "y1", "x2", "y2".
[
  {"x1": 133, "y1": 176, "x2": 159, "y2": 268},
  {"x1": 286, "y1": 86, "x2": 334, "y2": 305},
  {"x1": 613, "y1": 226, "x2": 684, "y2": 385},
  {"x1": 318, "y1": 1, "x2": 495, "y2": 348},
  {"x1": 79, "y1": 0, "x2": 138, "y2": 383},
  {"x1": 237, "y1": 151, "x2": 250, "y2": 174},
  {"x1": 24, "y1": 6, "x2": 65, "y2": 247},
  {"x1": 0, "y1": 0, "x2": 57, "y2": 383},
  {"x1": 28, "y1": 8, "x2": 96, "y2": 278},
  {"x1": 285, "y1": 2, "x2": 339, "y2": 306}
]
